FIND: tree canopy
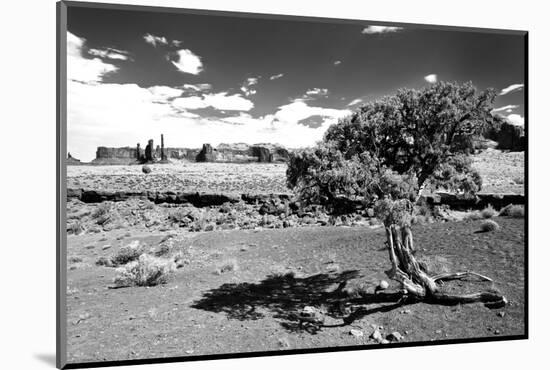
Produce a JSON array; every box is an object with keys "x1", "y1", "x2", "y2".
[{"x1": 287, "y1": 81, "x2": 501, "y2": 216}]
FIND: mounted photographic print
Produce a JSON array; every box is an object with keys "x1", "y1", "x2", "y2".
[{"x1": 56, "y1": 1, "x2": 527, "y2": 368}]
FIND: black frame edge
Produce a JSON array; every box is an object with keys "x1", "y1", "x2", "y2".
[
  {"x1": 58, "y1": 1, "x2": 529, "y2": 368},
  {"x1": 57, "y1": 1, "x2": 68, "y2": 369}
]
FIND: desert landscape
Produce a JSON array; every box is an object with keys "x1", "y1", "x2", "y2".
[
  {"x1": 65, "y1": 147, "x2": 525, "y2": 364},
  {"x1": 63, "y1": 8, "x2": 526, "y2": 367}
]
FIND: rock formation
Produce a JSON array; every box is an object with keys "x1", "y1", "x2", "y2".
[
  {"x1": 196, "y1": 143, "x2": 217, "y2": 162},
  {"x1": 250, "y1": 145, "x2": 273, "y2": 162},
  {"x1": 144, "y1": 139, "x2": 154, "y2": 162},
  {"x1": 92, "y1": 142, "x2": 292, "y2": 164},
  {"x1": 67, "y1": 152, "x2": 82, "y2": 165},
  {"x1": 160, "y1": 134, "x2": 167, "y2": 161}
]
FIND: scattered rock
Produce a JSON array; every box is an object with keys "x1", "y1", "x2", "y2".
[
  {"x1": 370, "y1": 329, "x2": 383, "y2": 343},
  {"x1": 387, "y1": 331, "x2": 403, "y2": 342},
  {"x1": 350, "y1": 329, "x2": 364, "y2": 339},
  {"x1": 142, "y1": 165, "x2": 152, "y2": 174},
  {"x1": 277, "y1": 337, "x2": 291, "y2": 348}
]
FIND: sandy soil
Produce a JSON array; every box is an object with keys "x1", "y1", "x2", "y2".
[
  {"x1": 67, "y1": 162, "x2": 289, "y2": 195},
  {"x1": 472, "y1": 149, "x2": 524, "y2": 194},
  {"x1": 66, "y1": 217, "x2": 525, "y2": 364},
  {"x1": 67, "y1": 150, "x2": 524, "y2": 195}
]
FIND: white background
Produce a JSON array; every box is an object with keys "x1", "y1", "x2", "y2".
[{"x1": 1, "y1": 0, "x2": 547, "y2": 369}]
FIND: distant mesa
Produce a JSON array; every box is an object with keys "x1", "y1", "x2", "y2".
[
  {"x1": 67, "y1": 152, "x2": 82, "y2": 165},
  {"x1": 90, "y1": 134, "x2": 290, "y2": 165}
]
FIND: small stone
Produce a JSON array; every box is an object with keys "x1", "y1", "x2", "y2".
[
  {"x1": 387, "y1": 331, "x2": 403, "y2": 342},
  {"x1": 142, "y1": 165, "x2": 152, "y2": 174},
  {"x1": 185, "y1": 350, "x2": 194, "y2": 354},
  {"x1": 370, "y1": 329, "x2": 383, "y2": 342},
  {"x1": 350, "y1": 329, "x2": 364, "y2": 338},
  {"x1": 494, "y1": 329, "x2": 501, "y2": 335},
  {"x1": 377, "y1": 280, "x2": 389, "y2": 290},
  {"x1": 401, "y1": 309, "x2": 411, "y2": 314},
  {"x1": 435, "y1": 329, "x2": 442, "y2": 334},
  {"x1": 102, "y1": 245, "x2": 112, "y2": 250},
  {"x1": 497, "y1": 311, "x2": 506, "y2": 318},
  {"x1": 85, "y1": 245, "x2": 95, "y2": 249},
  {"x1": 326, "y1": 264, "x2": 340, "y2": 273},
  {"x1": 380, "y1": 339, "x2": 390, "y2": 344}
]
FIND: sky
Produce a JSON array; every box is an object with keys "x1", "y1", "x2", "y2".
[{"x1": 66, "y1": 5, "x2": 526, "y2": 161}]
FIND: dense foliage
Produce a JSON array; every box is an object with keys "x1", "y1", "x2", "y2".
[{"x1": 287, "y1": 81, "x2": 500, "y2": 223}]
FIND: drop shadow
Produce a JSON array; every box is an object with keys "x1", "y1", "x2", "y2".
[
  {"x1": 33, "y1": 353, "x2": 56, "y2": 367},
  {"x1": 191, "y1": 270, "x2": 410, "y2": 333}
]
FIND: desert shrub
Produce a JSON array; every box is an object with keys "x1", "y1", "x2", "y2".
[
  {"x1": 463, "y1": 210, "x2": 482, "y2": 221},
  {"x1": 172, "y1": 251, "x2": 190, "y2": 269},
  {"x1": 68, "y1": 256, "x2": 83, "y2": 263},
  {"x1": 499, "y1": 204, "x2": 524, "y2": 218},
  {"x1": 480, "y1": 219, "x2": 500, "y2": 232},
  {"x1": 480, "y1": 205, "x2": 497, "y2": 219},
  {"x1": 92, "y1": 202, "x2": 112, "y2": 219},
  {"x1": 112, "y1": 254, "x2": 176, "y2": 287},
  {"x1": 110, "y1": 241, "x2": 143, "y2": 266},
  {"x1": 169, "y1": 209, "x2": 189, "y2": 224},
  {"x1": 214, "y1": 259, "x2": 239, "y2": 275},
  {"x1": 95, "y1": 256, "x2": 113, "y2": 267},
  {"x1": 67, "y1": 221, "x2": 83, "y2": 235},
  {"x1": 513, "y1": 177, "x2": 524, "y2": 185}
]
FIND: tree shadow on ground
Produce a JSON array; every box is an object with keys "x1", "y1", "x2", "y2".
[{"x1": 191, "y1": 270, "x2": 411, "y2": 334}]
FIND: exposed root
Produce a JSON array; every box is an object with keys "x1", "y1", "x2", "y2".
[
  {"x1": 432, "y1": 271, "x2": 493, "y2": 283},
  {"x1": 383, "y1": 224, "x2": 506, "y2": 306}
]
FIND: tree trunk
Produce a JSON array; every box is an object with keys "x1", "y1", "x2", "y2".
[{"x1": 384, "y1": 224, "x2": 506, "y2": 306}]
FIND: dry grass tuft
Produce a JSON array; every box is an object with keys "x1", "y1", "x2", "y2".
[
  {"x1": 113, "y1": 254, "x2": 176, "y2": 287},
  {"x1": 480, "y1": 219, "x2": 500, "y2": 232},
  {"x1": 214, "y1": 259, "x2": 239, "y2": 275},
  {"x1": 480, "y1": 205, "x2": 497, "y2": 219},
  {"x1": 499, "y1": 204, "x2": 524, "y2": 218}
]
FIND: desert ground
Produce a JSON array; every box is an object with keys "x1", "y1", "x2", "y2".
[{"x1": 65, "y1": 149, "x2": 525, "y2": 364}]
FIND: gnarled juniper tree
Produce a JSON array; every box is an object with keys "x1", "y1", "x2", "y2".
[{"x1": 287, "y1": 81, "x2": 506, "y2": 305}]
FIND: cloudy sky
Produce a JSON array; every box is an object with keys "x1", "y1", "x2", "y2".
[{"x1": 67, "y1": 6, "x2": 526, "y2": 161}]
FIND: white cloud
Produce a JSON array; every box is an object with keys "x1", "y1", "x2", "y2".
[
  {"x1": 491, "y1": 105, "x2": 519, "y2": 113},
  {"x1": 143, "y1": 33, "x2": 168, "y2": 47},
  {"x1": 334, "y1": 60, "x2": 342, "y2": 65},
  {"x1": 347, "y1": 98, "x2": 363, "y2": 106},
  {"x1": 499, "y1": 83, "x2": 524, "y2": 96},
  {"x1": 148, "y1": 86, "x2": 183, "y2": 102},
  {"x1": 182, "y1": 83, "x2": 211, "y2": 92},
  {"x1": 424, "y1": 74, "x2": 438, "y2": 84},
  {"x1": 68, "y1": 78, "x2": 352, "y2": 161},
  {"x1": 241, "y1": 76, "x2": 261, "y2": 96},
  {"x1": 274, "y1": 100, "x2": 349, "y2": 124},
  {"x1": 172, "y1": 92, "x2": 254, "y2": 111},
  {"x1": 88, "y1": 48, "x2": 130, "y2": 61},
  {"x1": 67, "y1": 31, "x2": 118, "y2": 83},
  {"x1": 362, "y1": 26, "x2": 403, "y2": 34},
  {"x1": 507, "y1": 114, "x2": 524, "y2": 126},
  {"x1": 305, "y1": 88, "x2": 329, "y2": 97},
  {"x1": 269, "y1": 73, "x2": 284, "y2": 80},
  {"x1": 171, "y1": 49, "x2": 203, "y2": 75}
]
